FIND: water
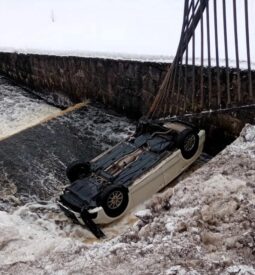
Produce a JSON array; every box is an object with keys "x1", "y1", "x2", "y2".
[
  {"x1": 0, "y1": 76, "x2": 211, "y2": 273},
  {"x1": 0, "y1": 104, "x2": 135, "y2": 206},
  {"x1": 0, "y1": 78, "x2": 141, "y2": 273},
  {"x1": 0, "y1": 76, "x2": 61, "y2": 140},
  {"x1": 0, "y1": 76, "x2": 137, "y2": 242}
]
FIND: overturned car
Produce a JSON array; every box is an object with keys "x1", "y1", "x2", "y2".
[{"x1": 58, "y1": 120, "x2": 205, "y2": 238}]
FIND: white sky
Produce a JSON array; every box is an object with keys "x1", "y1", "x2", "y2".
[
  {"x1": 0, "y1": 0, "x2": 183, "y2": 59},
  {"x1": 0, "y1": 0, "x2": 254, "y2": 67}
]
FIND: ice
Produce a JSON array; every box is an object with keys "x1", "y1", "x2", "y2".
[
  {"x1": 224, "y1": 265, "x2": 255, "y2": 275},
  {"x1": 201, "y1": 174, "x2": 246, "y2": 197},
  {"x1": 242, "y1": 124, "x2": 255, "y2": 142},
  {"x1": 166, "y1": 266, "x2": 200, "y2": 275},
  {"x1": 165, "y1": 221, "x2": 175, "y2": 233},
  {"x1": 134, "y1": 209, "x2": 152, "y2": 220}
]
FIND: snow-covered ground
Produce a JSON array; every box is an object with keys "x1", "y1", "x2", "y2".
[
  {"x1": 0, "y1": 124, "x2": 254, "y2": 274},
  {"x1": 0, "y1": 0, "x2": 254, "y2": 68}
]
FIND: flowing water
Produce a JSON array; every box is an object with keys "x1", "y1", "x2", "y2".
[
  {"x1": 0, "y1": 76, "x2": 61, "y2": 140},
  {"x1": 0, "y1": 76, "x2": 211, "y2": 273},
  {"x1": 0, "y1": 76, "x2": 138, "y2": 247}
]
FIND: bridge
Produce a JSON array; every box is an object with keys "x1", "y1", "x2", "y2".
[{"x1": 148, "y1": 0, "x2": 254, "y2": 119}]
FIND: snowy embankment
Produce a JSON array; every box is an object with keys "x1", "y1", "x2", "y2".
[
  {"x1": 1, "y1": 125, "x2": 254, "y2": 274},
  {"x1": 0, "y1": 0, "x2": 254, "y2": 69}
]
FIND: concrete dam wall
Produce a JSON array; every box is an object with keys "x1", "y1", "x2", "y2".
[
  {"x1": 0, "y1": 52, "x2": 169, "y2": 118},
  {"x1": 0, "y1": 51, "x2": 254, "y2": 144},
  {"x1": 0, "y1": 52, "x2": 254, "y2": 118}
]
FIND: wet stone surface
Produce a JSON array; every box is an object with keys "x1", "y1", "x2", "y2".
[{"x1": 0, "y1": 103, "x2": 134, "y2": 209}]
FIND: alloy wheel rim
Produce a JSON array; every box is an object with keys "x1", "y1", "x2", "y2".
[
  {"x1": 184, "y1": 134, "x2": 196, "y2": 152},
  {"x1": 107, "y1": 191, "x2": 124, "y2": 209}
]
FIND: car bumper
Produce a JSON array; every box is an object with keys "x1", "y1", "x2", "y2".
[
  {"x1": 58, "y1": 201, "x2": 83, "y2": 224},
  {"x1": 58, "y1": 201, "x2": 105, "y2": 238}
]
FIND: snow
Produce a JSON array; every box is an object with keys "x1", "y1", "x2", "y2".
[
  {"x1": 134, "y1": 209, "x2": 152, "y2": 220},
  {"x1": 0, "y1": 0, "x2": 254, "y2": 68},
  {"x1": 225, "y1": 265, "x2": 255, "y2": 275}
]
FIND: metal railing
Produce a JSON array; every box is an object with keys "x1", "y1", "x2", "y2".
[{"x1": 148, "y1": 0, "x2": 254, "y2": 119}]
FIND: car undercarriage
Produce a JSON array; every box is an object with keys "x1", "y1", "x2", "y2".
[{"x1": 59, "y1": 119, "x2": 203, "y2": 238}]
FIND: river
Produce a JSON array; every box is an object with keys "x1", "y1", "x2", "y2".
[{"x1": 0, "y1": 76, "x2": 210, "y2": 273}]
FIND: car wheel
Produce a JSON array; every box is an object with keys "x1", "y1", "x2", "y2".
[
  {"x1": 177, "y1": 129, "x2": 199, "y2": 159},
  {"x1": 100, "y1": 186, "x2": 129, "y2": 218},
  {"x1": 66, "y1": 161, "x2": 91, "y2": 182}
]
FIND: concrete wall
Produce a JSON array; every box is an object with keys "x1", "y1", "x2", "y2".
[
  {"x1": 0, "y1": 51, "x2": 254, "y2": 145},
  {"x1": 1, "y1": 52, "x2": 254, "y2": 118},
  {"x1": 0, "y1": 52, "x2": 169, "y2": 118}
]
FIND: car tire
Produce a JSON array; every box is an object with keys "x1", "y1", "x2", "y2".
[
  {"x1": 177, "y1": 129, "x2": 199, "y2": 159},
  {"x1": 100, "y1": 186, "x2": 129, "y2": 218},
  {"x1": 66, "y1": 161, "x2": 91, "y2": 182}
]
